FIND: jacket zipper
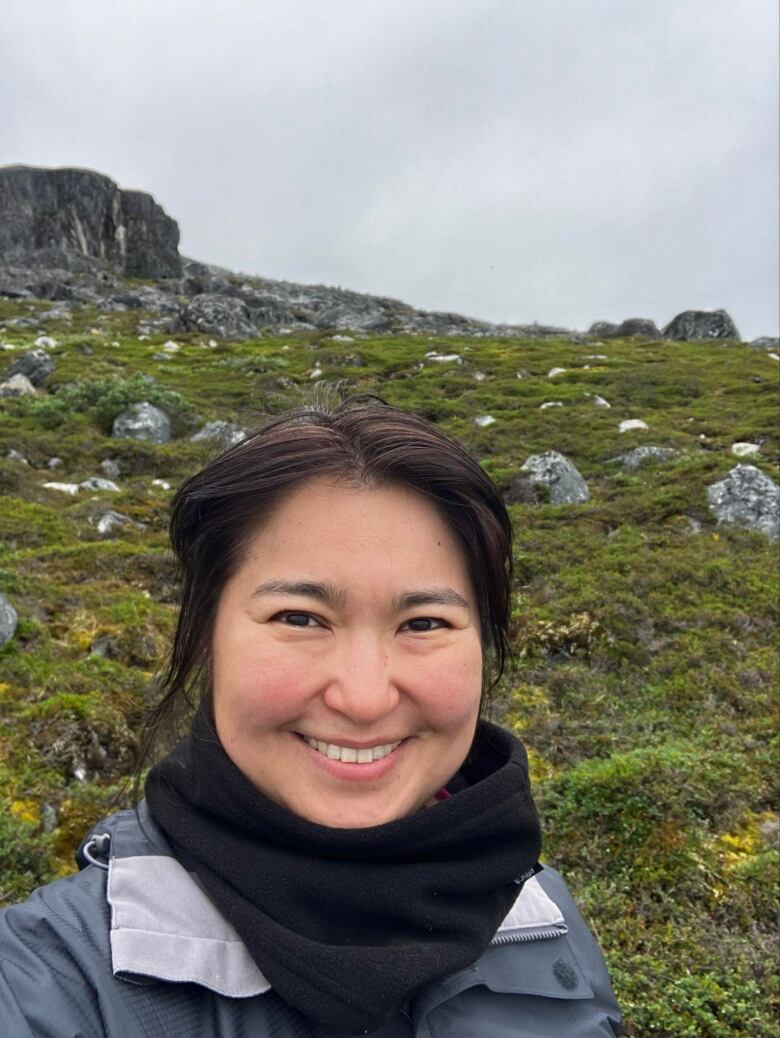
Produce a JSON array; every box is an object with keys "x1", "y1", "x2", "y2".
[{"x1": 490, "y1": 924, "x2": 568, "y2": 947}]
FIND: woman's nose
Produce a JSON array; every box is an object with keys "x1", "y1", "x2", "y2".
[{"x1": 321, "y1": 636, "x2": 400, "y2": 724}]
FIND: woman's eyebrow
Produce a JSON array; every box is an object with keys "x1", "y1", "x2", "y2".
[{"x1": 250, "y1": 580, "x2": 469, "y2": 611}]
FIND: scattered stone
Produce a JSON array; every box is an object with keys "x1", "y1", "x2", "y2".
[
  {"x1": 47, "y1": 456, "x2": 63, "y2": 470},
  {"x1": 584, "y1": 393, "x2": 611, "y2": 408},
  {"x1": 0, "y1": 342, "x2": 16, "y2": 351},
  {"x1": 152, "y1": 352, "x2": 174, "y2": 362},
  {"x1": 190, "y1": 420, "x2": 247, "y2": 447},
  {"x1": 151, "y1": 478, "x2": 171, "y2": 490},
  {"x1": 583, "y1": 354, "x2": 608, "y2": 360},
  {"x1": 0, "y1": 373, "x2": 38, "y2": 397},
  {"x1": 425, "y1": 352, "x2": 462, "y2": 364},
  {"x1": 707, "y1": 465, "x2": 779, "y2": 540},
  {"x1": 42, "y1": 481, "x2": 79, "y2": 495},
  {"x1": 0, "y1": 592, "x2": 18, "y2": 646},
  {"x1": 547, "y1": 367, "x2": 567, "y2": 377},
  {"x1": 99, "y1": 458, "x2": 121, "y2": 479},
  {"x1": 310, "y1": 366, "x2": 323, "y2": 379},
  {"x1": 619, "y1": 419, "x2": 649, "y2": 433},
  {"x1": 748, "y1": 337, "x2": 779, "y2": 350},
  {"x1": 5, "y1": 348, "x2": 55, "y2": 387},
  {"x1": 473, "y1": 371, "x2": 488, "y2": 382},
  {"x1": 731, "y1": 443, "x2": 761, "y2": 458},
  {"x1": 519, "y1": 451, "x2": 589, "y2": 504},
  {"x1": 6, "y1": 449, "x2": 27, "y2": 464},
  {"x1": 609, "y1": 446, "x2": 678, "y2": 469},
  {"x1": 40, "y1": 803, "x2": 58, "y2": 833},
  {"x1": 540, "y1": 401, "x2": 563, "y2": 409},
  {"x1": 34, "y1": 335, "x2": 57, "y2": 348},
  {"x1": 769, "y1": 353, "x2": 780, "y2": 362},
  {"x1": 474, "y1": 415, "x2": 496, "y2": 428},
  {"x1": 331, "y1": 335, "x2": 354, "y2": 342},
  {"x1": 80, "y1": 477, "x2": 120, "y2": 492},
  {"x1": 95, "y1": 511, "x2": 136, "y2": 538},
  {"x1": 162, "y1": 340, "x2": 180, "y2": 352},
  {"x1": 662, "y1": 309, "x2": 740, "y2": 341},
  {"x1": 112, "y1": 401, "x2": 172, "y2": 444}
]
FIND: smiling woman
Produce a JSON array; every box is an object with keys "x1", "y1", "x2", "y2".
[{"x1": 0, "y1": 391, "x2": 621, "y2": 1037}]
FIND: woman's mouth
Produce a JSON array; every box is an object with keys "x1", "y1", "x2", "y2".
[{"x1": 299, "y1": 734, "x2": 403, "y2": 764}]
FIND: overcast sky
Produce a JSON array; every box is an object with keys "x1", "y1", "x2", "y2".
[{"x1": 2, "y1": 1, "x2": 778, "y2": 338}]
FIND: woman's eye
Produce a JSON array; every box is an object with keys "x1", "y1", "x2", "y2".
[
  {"x1": 404, "y1": 617, "x2": 449, "y2": 633},
  {"x1": 275, "y1": 611, "x2": 319, "y2": 628}
]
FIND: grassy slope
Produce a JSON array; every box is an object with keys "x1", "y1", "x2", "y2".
[{"x1": 0, "y1": 299, "x2": 778, "y2": 1036}]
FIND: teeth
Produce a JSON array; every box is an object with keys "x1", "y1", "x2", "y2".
[{"x1": 304, "y1": 736, "x2": 401, "y2": 763}]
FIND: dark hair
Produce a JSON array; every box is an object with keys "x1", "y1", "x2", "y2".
[{"x1": 137, "y1": 390, "x2": 514, "y2": 775}]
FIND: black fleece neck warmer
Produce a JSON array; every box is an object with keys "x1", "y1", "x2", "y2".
[{"x1": 146, "y1": 710, "x2": 542, "y2": 1035}]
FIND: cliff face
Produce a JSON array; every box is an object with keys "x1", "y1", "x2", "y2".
[{"x1": 0, "y1": 166, "x2": 181, "y2": 278}]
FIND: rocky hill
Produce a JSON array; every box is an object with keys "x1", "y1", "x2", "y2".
[{"x1": 0, "y1": 165, "x2": 778, "y2": 1038}]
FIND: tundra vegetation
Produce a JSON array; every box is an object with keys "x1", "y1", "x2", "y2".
[{"x1": 0, "y1": 297, "x2": 777, "y2": 1037}]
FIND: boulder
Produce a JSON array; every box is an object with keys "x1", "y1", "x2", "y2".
[
  {"x1": 706, "y1": 464, "x2": 779, "y2": 540},
  {"x1": 588, "y1": 321, "x2": 619, "y2": 337},
  {"x1": 608, "y1": 446, "x2": 678, "y2": 469},
  {"x1": 80, "y1": 477, "x2": 120, "y2": 492},
  {"x1": 519, "y1": 451, "x2": 589, "y2": 504},
  {"x1": 0, "y1": 373, "x2": 38, "y2": 397},
  {"x1": 5, "y1": 347, "x2": 55, "y2": 386},
  {"x1": 0, "y1": 591, "x2": 18, "y2": 646},
  {"x1": 190, "y1": 420, "x2": 247, "y2": 447},
  {"x1": 749, "y1": 337, "x2": 780, "y2": 350},
  {"x1": 95, "y1": 511, "x2": 137, "y2": 539},
  {"x1": 619, "y1": 419, "x2": 649, "y2": 433},
  {"x1": 181, "y1": 293, "x2": 255, "y2": 339},
  {"x1": 613, "y1": 318, "x2": 661, "y2": 339},
  {"x1": 662, "y1": 309, "x2": 740, "y2": 341},
  {"x1": 112, "y1": 401, "x2": 172, "y2": 444},
  {"x1": 0, "y1": 165, "x2": 181, "y2": 278}
]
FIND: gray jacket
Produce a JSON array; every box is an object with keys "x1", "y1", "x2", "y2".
[{"x1": 0, "y1": 803, "x2": 621, "y2": 1036}]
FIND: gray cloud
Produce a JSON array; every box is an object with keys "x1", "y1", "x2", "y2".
[{"x1": 1, "y1": 0, "x2": 777, "y2": 336}]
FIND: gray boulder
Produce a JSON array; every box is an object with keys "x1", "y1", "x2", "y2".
[
  {"x1": 190, "y1": 420, "x2": 247, "y2": 447},
  {"x1": 0, "y1": 373, "x2": 37, "y2": 397},
  {"x1": 0, "y1": 165, "x2": 181, "y2": 278},
  {"x1": 588, "y1": 321, "x2": 619, "y2": 337},
  {"x1": 707, "y1": 464, "x2": 779, "y2": 540},
  {"x1": 0, "y1": 592, "x2": 18, "y2": 646},
  {"x1": 749, "y1": 337, "x2": 780, "y2": 350},
  {"x1": 80, "y1": 476, "x2": 120, "y2": 492},
  {"x1": 112, "y1": 401, "x2": 172, "y2": 444},
  {"x1": 612, "y1": 318, "x2": 661, "y2": 339},
  {"x1": 5, "y1": 347, "x2": 55, "y2": 386},
  {"x1": 181, "y1": 293, "x2": 255, "y2": 339},
  {"x1": 662, "y1": 309, "x2": 740, "y2": 341},
  {"x1": 95, "y1": 511, "x2": 140, "y2": 539},
  {"x1": 609, "y1": 446, "x2": 678, "y2": 469},
  {"x1": 519, "y1": 451, "x2": 590, "y2": 504}
]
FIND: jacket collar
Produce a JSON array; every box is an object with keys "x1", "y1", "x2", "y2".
[{"x1": 105, "y1": 803, "x2": 566, "y2": 998}]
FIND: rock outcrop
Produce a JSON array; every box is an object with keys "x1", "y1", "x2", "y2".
[
  {"x1": 0, "y1": 165, "x2": 181, "y2": 278},
  {"x1": 662, "y1": 309, "x2": 740, "y2": 341}
]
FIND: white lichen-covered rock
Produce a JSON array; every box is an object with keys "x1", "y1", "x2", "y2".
[
  {"x1": 707, "y1": 464, "x2": 779, "y2": 540},
  {"x1": 190, "y1": 420, "x2": 247, "y2": 447},
  {"x1": 731, "y1": 443, "x2": 761, "y2": 458},
  {"x1": 42, "y1": 481, "x2": 79, "y2": 495},
  {"x1": 0, "y1": 592, "x2": 18, "y2": 646},
  {"x1": 474, "y1": 415, "x2": 496, "y2": 428},
  {"x1": 520, "y1": 450, "x2": 589, "y2": 504},
  {"x1": 95, "y1": 511, "x2": 139, "y2": 538},
  {"x1": 539, "y1": 401, "x2": 563, "y2": 410},
  {"x1": 609, "y1": 446, "x2": 678, "y2": 469},
  {"x1": 112, "y1": 401, "x2": 172, "y2": 444},
  {"x1": 80, "y1": 477, "x2": 120, "y2": 492},
  {"x1": 0, "y1": 373, "x2": 38, "y2": 397},
  {"x1": 547, "y1": 367, "x2": 567, "y2": 378},
  {"x1": 425, "y1": 352, "x2": 462, "y2": 364},
  {"x1": 619, "y1": 419, "x2": 649, "y2": 433}
]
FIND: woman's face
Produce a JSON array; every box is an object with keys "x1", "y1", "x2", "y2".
[{"x1": 211, "y1": 477, "x2": 483, "y2": 828}]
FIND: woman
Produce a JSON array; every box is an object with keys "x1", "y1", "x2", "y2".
[{"x1": 0, "y1": 393, "x2": 621, "y2": 1036}]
